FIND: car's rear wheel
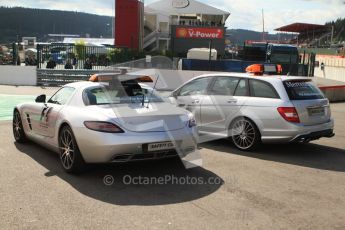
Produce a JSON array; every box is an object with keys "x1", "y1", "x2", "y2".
[
  {"x1": 230, "y1": 118, "x2": 260, "y2": 151},
  {"x1": 58, "y1": 125, "x2": 85, "y2": 173},
  {"x1": 13, "y1": 110, "x2": 27, "y2": 143}
]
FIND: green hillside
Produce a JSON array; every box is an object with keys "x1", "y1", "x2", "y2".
[
  {"x1": 0, "y1": 7, "x2": 113, "y2": 43},
  {"x1": 326, "y1": 18, "x2": 345, "y2": 43}
]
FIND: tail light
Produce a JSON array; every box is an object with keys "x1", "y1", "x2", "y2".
[
  {"x1": 84, "y1": 121, "x2": 124, "y2": 133},
  {"x1": 277, "y1": 107, "x2": 300, "y2": 123}
]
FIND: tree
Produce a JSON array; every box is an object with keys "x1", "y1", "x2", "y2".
[{"x1": 74, "y1": 40, "x2": 86, "y2": 60}]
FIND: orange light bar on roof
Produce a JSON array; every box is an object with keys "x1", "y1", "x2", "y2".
[
  {"x1": 276, "y1": 64, "x2": 283, "y2": 74},
  {"x1": 246, "y1": 64, "x2": 283, "y2": 76},
  {"x1": 89, "y1": 75, "x2": 114, "y2": 82},
  {"x1": 89, "y1": 74, "x2": 153, "y2": 83},
  {"x1": 246, "y1": 64, "x2": 264, "y2": 76},
  {"x1": 136, "y1": 76, "x2": 153, "y2": 82},
  {"x1": 89, "y1": 74, "x2": 98, "y2": 82}
]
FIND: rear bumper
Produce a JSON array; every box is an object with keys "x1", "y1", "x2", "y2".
[
  {"x1": 292, "y1": 129, "x2": 335, "y2": 142},
  {"x1": 261, "y1": 119, "x2": 334, "y2": 143},
  {"x1": 73, "y1": 126, "x2": 198, "y2": 163}
]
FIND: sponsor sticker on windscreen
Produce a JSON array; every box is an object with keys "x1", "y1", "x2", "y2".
[
  {"x1": 284, "y1": 81, "x2": 324, "y2": 100},
  {"x1": 148, "y1": 142, "x2": 175, "y2": 152}
]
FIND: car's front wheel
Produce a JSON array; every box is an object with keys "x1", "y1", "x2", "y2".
[
  {"x1": 229, "y1": 118, "x2": 261, "y2": 151},
  {"x1": 13, "y1": 110, "x2": 27, "y2": 143},
  {"x1": 58, "y1": 125, "x2": 85, "y2": 173}
]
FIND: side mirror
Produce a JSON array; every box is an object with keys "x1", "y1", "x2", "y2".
[
  {"x1": 171, "y1": 90, "x2": 179, "y2": 98},
  {"x1": 35, "y1": 94, "x2": 46, "y2": 103}
]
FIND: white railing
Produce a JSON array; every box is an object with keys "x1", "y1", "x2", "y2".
[{"x1": 143, "y1": 30, "x2": 158, "y2": 50}]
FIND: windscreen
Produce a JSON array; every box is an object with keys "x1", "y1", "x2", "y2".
[
  {"x1": 283, "y1": 80, "x2": 324, "y2": 100},
  {"x1": 84, "y1": 79, "x2": 163, "y2": 105}
]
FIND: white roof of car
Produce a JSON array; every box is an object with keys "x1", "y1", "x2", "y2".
[
  {"x1": 195, "y1": 72, "x2": 311, "y2": 82},
  {"x1": 65, "y1": 81, "x2": 97, "y2": 88},
  {"x1": 64, "y1": 80, "x2": 152, "y2": 90}
]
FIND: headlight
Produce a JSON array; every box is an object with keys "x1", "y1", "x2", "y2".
[{"x1": 84, "y1": 121, "x2": 124, "y2": 133}]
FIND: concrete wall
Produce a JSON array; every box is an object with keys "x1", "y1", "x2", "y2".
[
  {"x1": 129, "y1": 69, "x2": 227, "y2": 91},
  {"x1": 0, "y1": 66, "x2": 37, "y2": 86},
  {"x1": 314, "y1": 56, "x2": 345, "y2": 82}
]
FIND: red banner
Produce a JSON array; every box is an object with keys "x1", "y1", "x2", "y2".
[{"x1": 175, "y1": 27, "x2": 224, "y2": 39}]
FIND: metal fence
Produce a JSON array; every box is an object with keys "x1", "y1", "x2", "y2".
[
  {"x1": 36, "y1": 69, "x2": 115, "y2": 86},
  {"x1": 36, "y1": 56, "x2": 175, "y2": 86},
  {"x1": 36, "y1": 44, "x2": 133, "y2": 70}
]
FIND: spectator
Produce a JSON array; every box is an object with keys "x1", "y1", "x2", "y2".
[
  {"x1": 65, "y1": 60, "x2": 73, "y2": 69},
  {"x1": 72, "y1": 57, "x2": 77, "y2": 69},
  {"x1": 28, "y1": 57, "x2": 36, "y2": 66},
  {"x1": 16, "y1": 56, "x2": 21, "y2": 66},
  {"x1": 46, "y1": 58, "x2": 56, "y2": 69},
  {"x1": 84, "y1": 58, "x2": 92, "y2": 70}
]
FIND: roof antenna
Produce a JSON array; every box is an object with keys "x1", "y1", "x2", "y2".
[{"x1": 146, "y1": 73, "x2": 160, "y2": 108}]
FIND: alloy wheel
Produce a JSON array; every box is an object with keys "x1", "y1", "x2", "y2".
[
  {"x1": 231, "y1": 119, "x2": 256, "y2": 150},
  {"x1": 13, "y1": 111, "x2": 22, "y2": 141},
  {"x1": 59, "y1": 129, "x2": 75, "y2": 170}
]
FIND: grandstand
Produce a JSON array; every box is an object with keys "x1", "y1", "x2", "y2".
[{"x1": 275, "y1": 23, "x2": 332, "y2": 48}]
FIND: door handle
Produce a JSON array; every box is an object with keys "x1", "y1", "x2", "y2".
[
  {"x1": 192, "y1": 99, "x2": 200, "y2": 104},
  {"x1": 178, "y1": 104, "x2": 186, "y2": 107},
  {"x1": 227, "y1": 99, "x2": 237, "y2": 103}
]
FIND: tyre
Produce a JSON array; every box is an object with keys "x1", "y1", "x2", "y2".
[
  {"x1": 13, "y1": 110, "x2": 27, "y2": 143},
  {"x1": 58, "y1": 125, "x2": 85, "y2": 173},
  {"x1": 229, "y1": 118, "x2": 261, "y2": 151}
]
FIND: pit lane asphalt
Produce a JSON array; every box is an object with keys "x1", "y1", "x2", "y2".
[{"x1": 0, "y1": 86, "x2": 344, "y2": 229}]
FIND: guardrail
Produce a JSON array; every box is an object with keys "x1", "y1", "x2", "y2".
[{"x1": 36, "y1": 69, "x2": 115, "y2": 86}]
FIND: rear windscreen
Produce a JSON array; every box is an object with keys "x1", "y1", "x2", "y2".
[{"x1": 283, "y1": 81, "x2": 324, "y2": 100}]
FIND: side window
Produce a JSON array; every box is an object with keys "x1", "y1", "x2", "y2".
[
  {"x1": 179, "y1": 77, "x2": 211, "y2": 96},
  {"x1": 209, "y1": 77, "x2": 239, "y2": 96},
  {"x1": 48, "y1": 87, "x2": 75, "y2": 105},
  {"x1": 86, "y1": 87, "x2": 111, "y2": 105},
  {"x1": 249, "y1": 80, "x2": 279, "y2": 99},
  {"x1": 234, "y1": 79, "x2": 248, "y2": 96}
]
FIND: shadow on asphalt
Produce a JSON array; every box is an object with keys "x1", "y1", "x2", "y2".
[
  {"x1": 201, "y1": 139, "x2": 345, "y2": 172},
  {"x1": 14, "y1": 142, "x2": 223, "y2": 206}
]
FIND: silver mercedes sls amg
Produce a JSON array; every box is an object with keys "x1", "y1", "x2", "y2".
[{"x1": 13, "y1": 73, "x2": 198, "y2": 173}]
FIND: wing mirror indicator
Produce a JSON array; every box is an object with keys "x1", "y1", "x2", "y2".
[{"x1": 188, "y1": 118, "x2": 197, "y2": 128}]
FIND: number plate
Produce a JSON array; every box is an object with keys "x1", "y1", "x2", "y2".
[
  {"x1": 308, "y1": 107, "x2": 325, "y2": 116},
  {"x1": 147, "y1": 142, "x2": 175, "y2": 152}
]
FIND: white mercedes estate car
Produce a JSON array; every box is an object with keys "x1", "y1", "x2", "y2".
[{"x1": 169, "y1": 65, "x2": 334, "y2": 150}]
